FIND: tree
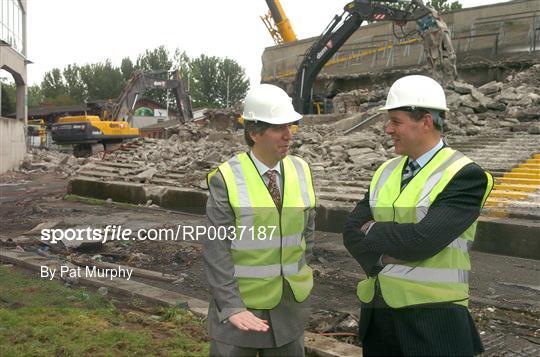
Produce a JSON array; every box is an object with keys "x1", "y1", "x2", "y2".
[
  {"x1": 41, "y1": 68, "x2": 68, "y2": 101},
  {"x1": 78, "y1": 60, "x2": 124, "y2": 101},
  {"x1": 189, "y1": 54, "x2": 220, "y2": 108},
  {"x1": 136, "y1": 45, "x2": 172, "y2": 72},
  {"x1": 189, "y1": 55, "x2": 249, "y2": 108},
  {"x1": 136, "y1": 45, "x2": 173, "y2": 107},
  {"x1": 426, "y1": 0, "x2": 462, "y2": 12},
  {"x1": 171, "y1": 49, "x2": 191, "y2": 89},
  {"x1": 120, "y1": 57, "x2": 135, "y2": 82},
  {"x1": 1, "y1": 80, "x2": 16, "y2": 116},
  {"x1": 28, "y1": 85, "x2": 44, "y2": 108},
  {"x1": 216, "y1": 58, "x2": 249, "y2": 108},
  {"x1": 377, "y1": 1, "x2": 462, "y2": 13},
  {"x1": 63, "y1": 64, "x2": 86, "y2": 102}
]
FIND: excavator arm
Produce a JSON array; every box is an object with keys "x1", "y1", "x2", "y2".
[
  {"x1": 292, "y1": 0, "x2": 432, "y2": 114},
  {"x1": 111, "y1": 70, "x2": 193, "y2": 124}
]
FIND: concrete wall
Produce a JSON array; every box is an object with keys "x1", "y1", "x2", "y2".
[
  {"x1": 262, "y1": 0, "x2": 540, "y2": 86},
  {"x1": 0, "y1": 117, "x2": 26, "y2": 173},
  {"x1": 0, "y1": 1, "x2": 28, "y2": 172}
]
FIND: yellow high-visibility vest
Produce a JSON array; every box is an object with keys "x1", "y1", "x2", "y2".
[
  {"x1": 357, "y1": 147, "x2": 493, "y2": 308},
  {"x1": 208, "y1": 153, "x2": 316, "y2": 309}
]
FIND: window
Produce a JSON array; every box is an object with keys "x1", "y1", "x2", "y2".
[{"x1": 0, "y1": 0, "x2": 23, "y2": 54}]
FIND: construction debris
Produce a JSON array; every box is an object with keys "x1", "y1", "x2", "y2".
[
  {"x1": 18, "y1": 148, "x2": 93, "y2": 177},
  {"x1": 16, "y1": 65, "x2": 539, "y2": 209}
]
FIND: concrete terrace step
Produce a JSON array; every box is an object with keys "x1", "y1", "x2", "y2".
[
  {"x1": 488, "y1": 190, "x2": 532, "y2": 200},
  {"x1": 516, "y1": 163, "x2": 540, "y2": 170},
  {"x1": 510, "y1": 167, "x2": 540, "y2": 175},
  {"x1": 503, "y1": 172, "x2": 540, "y2": 180},
  {"x1": 493, "y1": 183, "x2": 540, "y2": 192},
  {"x1": 317, "y1": 192, "x2": 365, "y2": 203},
  {"x1": 496, "y1": 177, "x2": 540, "y2": 185},
  {"x1": 67, "y1": 177, "x2": 540, "y2": 259},
  {"x1": 98, "y1": 161, "x2": 142, "y2": 169}
]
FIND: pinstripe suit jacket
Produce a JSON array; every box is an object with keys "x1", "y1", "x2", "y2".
[{"x1": 343, "y1": 156, "x2": 489, "y2": 356}]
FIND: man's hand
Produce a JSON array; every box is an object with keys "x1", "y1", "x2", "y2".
[
  {"x1": 228, "y1": 311, "x2": 269, "y2": 332},
  {"x1": 360, "y1": 220, "x2": 375, "y2": 234},
  {"x1": 382, "y1": 255, "x2": 405, "y2": 265}
]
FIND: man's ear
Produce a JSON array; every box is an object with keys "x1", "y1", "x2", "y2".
[
  {"x1": 249, "y1": 131, "x2": 259, "y2": 144},
  {"x1": 423, "y1": 113, "x2": 435, "y2": 131}
]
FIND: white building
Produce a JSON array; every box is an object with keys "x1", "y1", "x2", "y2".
[{"x1": 0, "y1": 0, "x2": 27, "y2": 173}]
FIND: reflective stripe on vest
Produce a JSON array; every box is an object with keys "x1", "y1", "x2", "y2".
[
  {"x1": 358, "y1": 147, "x2": 494, "y2": 308},
  {"x1": 210, "y1": 153, "x2": 315, "y2": 309}
]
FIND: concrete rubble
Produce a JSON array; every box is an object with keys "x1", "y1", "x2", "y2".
[
  {"x1": 18, "y1": 65, "x2": 539, "y2": 194},
  {"x1": 333, "y1": 64, "x2": 540, "y2": 137},
  {"x1": 17, "y1": 148, "x2": 92, "y2": 177}
]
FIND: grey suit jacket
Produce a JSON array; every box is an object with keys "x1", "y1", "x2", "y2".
[{"x1": 203, "y1": 166, "x2": 316, "y2": 348}]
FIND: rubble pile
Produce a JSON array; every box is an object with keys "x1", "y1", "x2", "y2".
[
  {"x1": 18, "y1": 148, "x2": 88, "y2": 177},
  {"x1": 30, "y1": 65, "x2": 537, "y2": 189},
  {"x1": 290, "y1": 122, "x2": 390, "y2": 181},
  {"x1": 102, "y1": 121, "x2": 246, "y2": 188},
  {"x1": 77, "y1": 65, "x2": 540, "y2": 188},
  {"x1": 94, "y1": 114, "x2": 391, "y2": 186},
  {"x1": 333, "y1": 64, "x2": 540, "y2": 137},
  {"x1": 332, "y1": 87, "x2": 387, "y2": 114}
]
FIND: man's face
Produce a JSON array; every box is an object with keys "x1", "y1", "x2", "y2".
[
  {"x1": 251, "y1": 124, "x2": 294, "y2": 161},
  {"x1": 385, "y1": 110, "x2": 429, "y2": 156}
]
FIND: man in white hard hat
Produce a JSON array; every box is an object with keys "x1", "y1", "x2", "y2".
[
  {"x1": 343, "y1": 75, "x2": 493, "y2": 356},
  {"x1": 204, "y1": 84, "x2": 316, "y2": 356}
]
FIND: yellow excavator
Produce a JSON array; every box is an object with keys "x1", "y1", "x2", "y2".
[{"x1": 51, "y1": 70, "x2": 192, "y2": 157}]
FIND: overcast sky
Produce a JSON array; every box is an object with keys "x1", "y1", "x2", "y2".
[{"x1": 24, "y1": 0, "x2": 510, "y2": 87}]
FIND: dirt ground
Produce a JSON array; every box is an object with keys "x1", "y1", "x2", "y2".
[{"x1": 1, "y1": 171, "x2": 538, "y2": 355}]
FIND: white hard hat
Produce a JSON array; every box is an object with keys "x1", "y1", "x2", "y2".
[
  {"x1": 379, "y1": 75, "x2": 449, "y2": 112},
  {"x1": 242, "y1": 84, "x2": 302, "y2": 125}
]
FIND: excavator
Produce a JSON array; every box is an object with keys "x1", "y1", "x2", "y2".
[
  {"x1": 289, "y1": 0, "x2": 457, "y2": 114},
  {"x1": 51, "y1": 70, "x2": 193, "y2": 157}
]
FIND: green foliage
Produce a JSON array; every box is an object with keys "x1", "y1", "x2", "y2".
[
  {"x1": 136, "y1": 45, "x2": 173, "y2": 72},
  {"x1": 34, "y1": 46, "x2": 250, "y2": 112},
  {"x1": 62, "y1": 64, "x2": 85, "y2": 102},
  {"x1": 28, "y1": 85, "x2": 44, "y2": 108},
  {"x1": 136, "y1": 45, "x2": 174, "y2": 107},
  {"x1": 40, "y1": 68, "x2": 69, "y2": 104},
  {"x1": 426, "y1": 0, "x2": 462, "y2": 12},
  {"x1": 79, "y1": 60, "x2": 124, "y2": 101},
  {"x1": 120, "y1": 57, "x2": 135, "y2": 82},
  {"x1": 189, "y1": 54, "x2": 249, "y2": 108},
  {"x1": 1, "y1": 80, "x2": 16, "y2": 116},
  {"x1": 375, "y1": 1, "x2": 462, "y2": 13},
  {"x1": 189, "y1": 54, "x2": 220, "y2": 108}
]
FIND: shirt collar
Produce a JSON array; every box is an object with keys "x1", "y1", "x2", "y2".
[
  {"x1": 412, "y1": 139, "x2": 444, "y2": 168},
  {"x1": 249, "y1": 151, "x2": 281, "y2": 176}
]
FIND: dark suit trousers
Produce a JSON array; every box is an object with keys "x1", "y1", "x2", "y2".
[{"x1": 360, "y1": 295, "x2": 484, "y2": 356}]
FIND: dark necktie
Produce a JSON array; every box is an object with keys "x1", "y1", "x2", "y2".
[
  {"x1": 266, "y1": 169, "x2": 282, "y2": 210},
  {"x1": 401, "y1": 160, "x2": 420, "y2": 189}
]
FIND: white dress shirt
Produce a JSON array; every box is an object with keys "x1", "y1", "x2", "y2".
[
  {"x1": 413, "y1": 139, "x2": 444, "y2": 168},
  {"x1": 249, "y1": 151, "x2": 282, "y2": 195}
]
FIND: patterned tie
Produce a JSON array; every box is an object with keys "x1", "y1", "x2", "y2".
[
  {"x1": 266, "y1": 169, "x2": 282, "y2": 210},
  {"x1": 401, "y1": 160, "x2": 420, "y2": 189}
]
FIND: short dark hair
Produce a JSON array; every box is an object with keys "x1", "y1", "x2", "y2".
[
  {"x1": 244, "y1": 120, "x2": 272, "y2": 147},
  {"x1": 396, "y1": 106, "x2": 444, "y2": 131}
]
